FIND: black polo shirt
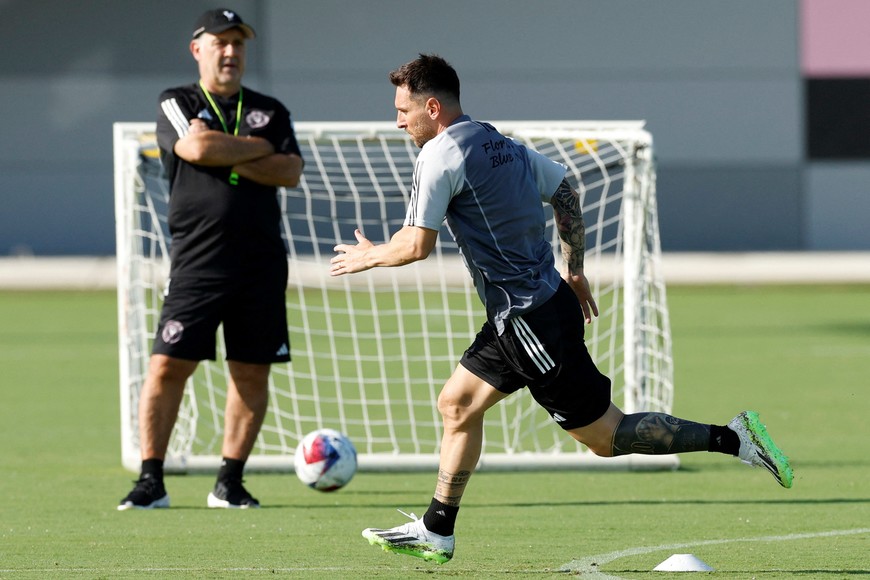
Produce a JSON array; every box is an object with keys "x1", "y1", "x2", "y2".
[{"x1": 156, "y1": 83, "x2": 302, "y2": 279}]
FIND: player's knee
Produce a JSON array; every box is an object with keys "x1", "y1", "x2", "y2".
[
  {"x1": 566, "y1": 403, "x2": 622, "y2": 457},
  {"x1": 437, "y1": 390, "x2": 479, "y2": 427},
  {"x1": 147, "y1": 355, "x2": 196, "y2": 387},
  {"x1": 565, "y1": 428, "x2": 613, "y2": 457},
  {"x1": 586, "y1": 438, "x2": 616, "y2": 458}
]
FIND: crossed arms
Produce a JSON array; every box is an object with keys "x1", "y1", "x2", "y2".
[{"x1": 174, "y1": 118, "x2": 303, "y2": 187}]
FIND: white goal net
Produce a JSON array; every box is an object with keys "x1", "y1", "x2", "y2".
[{"x1": 113, "y1": 120, "x2": 676, "y2": 473}]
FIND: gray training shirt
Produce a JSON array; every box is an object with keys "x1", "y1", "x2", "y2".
[{"x1": 404, "y1": 115, "x2": 568, "y2": 334}]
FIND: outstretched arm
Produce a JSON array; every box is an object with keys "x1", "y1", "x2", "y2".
[
  {"x1": 550, "y1": 177, "x2": 598, "y2": 323},
  {"x1": 330, "y1": 225, "x2": 438, "y2": 276}
]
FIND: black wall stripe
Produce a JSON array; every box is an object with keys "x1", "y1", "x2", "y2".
[{"x1": 806, "y1": 77, "x2": 870, "y2": 160}]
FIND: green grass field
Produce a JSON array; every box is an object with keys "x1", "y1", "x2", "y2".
[{"x1": 1, "y1": 285, "x2": 868, "y2": 578}]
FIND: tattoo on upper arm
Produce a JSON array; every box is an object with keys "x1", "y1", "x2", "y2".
[
  {"x1": 550, "y1": 178, "x2": 586, "y2": 272},
  {"x1": 612, "y1": 413, "x2": 711, "y2": 456}
]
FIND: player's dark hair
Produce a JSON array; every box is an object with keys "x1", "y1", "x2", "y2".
[{"x1": 389, "y1": 53, "x2": 460, "y2": 104}]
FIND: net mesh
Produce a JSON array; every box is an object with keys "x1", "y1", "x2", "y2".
[{"x1": 114, "y1": 121, "x2": 673, "y2": 471}]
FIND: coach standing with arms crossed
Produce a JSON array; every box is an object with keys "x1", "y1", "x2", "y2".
[{"x1": 118, "y1": 8, "x2": 303, "y2": 510}]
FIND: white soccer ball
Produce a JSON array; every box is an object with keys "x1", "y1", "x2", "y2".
[{"x1": 294, "y1": 428, "x2": 358, "y2": 491}]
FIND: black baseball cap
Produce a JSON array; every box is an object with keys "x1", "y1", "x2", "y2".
[{"x1": 192, "y1": 8, "x2": 256, "y2": 39}]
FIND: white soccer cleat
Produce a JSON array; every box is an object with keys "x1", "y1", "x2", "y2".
[
  {"x1": 728, "y1": 411, "x2": 793, "y2": 488},
  {"x1": 362, "y1": 510, "x2": 455, "y2": 564}
]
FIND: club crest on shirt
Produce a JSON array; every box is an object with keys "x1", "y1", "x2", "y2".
[{"x1": 246, "y1": 110, "x2": 270, "y2": 129}]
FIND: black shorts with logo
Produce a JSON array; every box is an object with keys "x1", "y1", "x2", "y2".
[
  {"x1": 152, "y1": 270, "x2": 290, "y2": 364},
  {"x1": 460, "y1": 280, "x2": 611, "y2": 430}
]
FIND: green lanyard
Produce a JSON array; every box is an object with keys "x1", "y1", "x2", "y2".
[{"x1": 199, "y1": 80, "x2": 243, "y2": 185}]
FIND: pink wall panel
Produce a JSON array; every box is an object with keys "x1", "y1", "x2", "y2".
[{"x1": 802, "y1": 0, "x2": 870, "y2": 76}]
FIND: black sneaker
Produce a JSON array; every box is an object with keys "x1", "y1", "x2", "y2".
[
  {"x1": 207, "y1": 478, "x2": 260, "y2": 509},
  {"x1": 118, "y1": 473, "x2": 170, "y2": 511}
]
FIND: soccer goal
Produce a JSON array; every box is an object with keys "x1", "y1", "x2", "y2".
[{"x1": 113, "y1": 120, "x2": 676, "y2": 473}]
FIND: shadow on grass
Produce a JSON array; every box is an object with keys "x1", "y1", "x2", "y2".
[{"x1": 242, "y1": 496, "x2": 870, "y2": 510}]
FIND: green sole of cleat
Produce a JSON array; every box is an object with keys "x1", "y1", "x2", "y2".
[
  {"x1": 364, "y1": 534, "x2": 452, "y2": 564},
  {"x1": 743, "y1": 411, "x2": 794, "y2": 489}
]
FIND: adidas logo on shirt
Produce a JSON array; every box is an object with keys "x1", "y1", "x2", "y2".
[
  {"x1": 276, "y1": 343, "x2": 289, "y2": 356},
  {"x1": 552, "y1": 413, "x2": 567, "y2": 423}
]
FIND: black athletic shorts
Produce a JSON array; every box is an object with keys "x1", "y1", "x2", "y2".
[
  {"x1": 460, "y1": 280, "x2": 611, "y2": 430},
  {"x1": 152, "y1": 271, "x2": 290, "y2": 364}
]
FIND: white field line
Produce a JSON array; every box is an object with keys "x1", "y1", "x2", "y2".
[
  {"x1": 3, "y1": 528, "x2": 866, "y2": 576},
  {"x1": 559, "y1": 527, "x2": 870, "y2": 578}
]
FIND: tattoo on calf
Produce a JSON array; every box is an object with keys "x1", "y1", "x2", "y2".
[
  {"x1": 434, "y1": 469, "x2": 471, "y2": 507},
  {"x1": 612, "y1": 413, "x2": 711, "y2": 456}
]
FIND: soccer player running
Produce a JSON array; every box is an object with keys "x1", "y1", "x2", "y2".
[
  {"x1": 331, "y1": 54, "x2": 792, "y2": 564},
  {"x1": 118, "y1": 9, "x2": 303, "y2": 510}
]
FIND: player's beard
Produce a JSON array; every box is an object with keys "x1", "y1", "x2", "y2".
[{"x1": 409, "y1": 117, "x2": 437, "y2": 148}]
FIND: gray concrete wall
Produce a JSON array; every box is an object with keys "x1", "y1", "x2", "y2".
[{"x1": 1, "y1": 0, "x2": 868, "y2": 255}]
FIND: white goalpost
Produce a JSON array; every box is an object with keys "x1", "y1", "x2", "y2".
[{"x1": 113, "y1": 120, "x2": 677, "y2": 473}]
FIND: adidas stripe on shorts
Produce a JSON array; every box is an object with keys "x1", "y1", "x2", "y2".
[{"x1": 459, "y1": 281, "x2": 611, "y2": 430}]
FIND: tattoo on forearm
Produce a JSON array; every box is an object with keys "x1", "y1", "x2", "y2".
[
  {"x1": 551, "y1": 178, "x2": 586, "y2": 273},
  {"x1": 434, "y1": 469, "x2": 471, "y2": 507},
  {"x1": 612, "y1": 413, "x2": 711, "y2": 456}
]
